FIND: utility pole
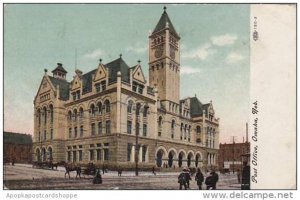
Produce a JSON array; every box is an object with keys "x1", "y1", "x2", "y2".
[
  {"x1": 232, "y1": 136, "x2": 235, "y2": 174},
  {"x1": 135, "y1": 104, "x2": 140, "y2": 176}
]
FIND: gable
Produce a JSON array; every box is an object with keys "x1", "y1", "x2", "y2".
[
  {"x1": 34, "y1": 76, "x2": 55, "y2": 103},
  {"x1": 94, "y1": 64, "x2": 107, "y2": 82},
  {"x1": 71, "y1": 75, "x2": 82, "y2": 91},
  {"x1": 132, "y1": 65, "x2": 146, "y2": 84}
]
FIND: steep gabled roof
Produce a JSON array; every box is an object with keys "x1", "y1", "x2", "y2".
[
  {"x1": 190, "y1": 97, "x2": 204, "y2": 117},
  {"x1": 4, "y1": 132, "x2": 32, "y2": 145},
  {"x1": 153, "y1": 9, "x2": 179, "y2": 38},
  {"x1": 81, "y1": 69, "x2": 97, "y2": 95},
  {"x1": 105, "y1": 57, "x2": 130, "y2": 84},
  {"x1": 48, "y1": 76, "x2": 70, "y2": 100}
]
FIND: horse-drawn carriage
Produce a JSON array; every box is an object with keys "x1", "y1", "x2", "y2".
[
  {"x1": 32, "y1": 161, "x2": 65, "y2": 170},
  {"x1": 64, "y1": 162, "x2": 97, "y2": 179}
]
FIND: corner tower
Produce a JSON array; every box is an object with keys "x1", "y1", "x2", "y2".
[{"x1": 149, "y1": 7, "x2": 180, "y2": 107}]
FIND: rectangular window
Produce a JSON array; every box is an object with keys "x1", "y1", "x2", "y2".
[
  {"x1": 104, "y1": 149, "x2": 109, "y2": 161},
  {"x1": 89, "y1": 150, "x2": 94, "y2": 161},
  {"x1": 69, "y1": 128, "x2": 72, "y2": 138},
  {"x1": 72, "y1": 93, "x2": 76, "y2": 101},
  {"x1": 76, "y1": 90, "x2": 80, "y2": 100},
  {"x1": 106, "y1": 121, "x2": 111, "y2": 134},
  {"x1": 138, "y1": 85, "x2": 144, "y2": 94},
  {"x1": 91, "y1": 123, "x2": 96, "y2": 135},
  {"x1": 132, "y1": 82, "x2": 137, "y2": 92},
  {"x1": 67, "y1": 151, "x2": 71, "y2": 162},
  {"x1": 74, "y1": 127, "x2": 78, "y2": 138},
  {"x1": 98, "y1": 122, "x2": 102, "y2": 135},
  {"x1": 50, "y1": 129, "x2": 53, "y2": 140},
  {"x1": 127, "y1": 121, "x2": 132, "y2": 134},
  {"x1": 97, "y1": 149, "x2": 102, "y2": 161},
  {"x1": 127, "y1": 143, "x2": 131, "y2": 162},
  {"x1": 142, "y1": 146, "x2": 147, "y2": 162},
  {"x1": 95, "y1": 83, "x2": 101, "y2": 93},
  {"x1": 38, "y1": 132, "x2": 41, "y2": 142},
  {"x1": 80, "y1": 126, "x2": 83, "y2": 137},
  {"x1": 73, "y1": 151, "x2": 77, "y2": 162},
  {"x1": 143, "y1": 124, "x2": 147, "y2": 136},
  {"x1": 78, "y1": 150, "x2": 82, "y2": 161},
  {"x1": 158, "y1": 132, "x2": 161, "y2": 137},
  {"x1": 101, "y1": 81, "x2": 106, "y2": 91}
]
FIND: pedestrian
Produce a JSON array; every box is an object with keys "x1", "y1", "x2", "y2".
[
  {"x1": 195, "y1": 168, "x2": 204, "y2": 190},
  {"x1": 102, "y1": 165, "x2": 105, "y2": 174},
  {"x1": 152, "y1": 166, "x2": 156, "y2": 175},
  {"x1": 184, "y1": 168, "x2": 192, "y2": 189},
  {"x1": 178, "y1": 169, "x2": 187, "y2": 190},
  {"x1": 93, "y1": 170, "x2": 102, "y2": 184},
  {"x1": 241, "y1": 161, "x2": 250, "y2": 190},
  {"x1": 237, "y1": 169, "x2": 241, "y2": 184},
  {"x1": 118, "y1": 168, "x2": 122, "y2": 176},
  {"x1": 205, "y1": 170, "x2": 218, "y2": 190}
]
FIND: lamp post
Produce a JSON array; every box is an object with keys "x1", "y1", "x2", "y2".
[
  {"x1": 232, "y1": 136, "x2": 235, "y2": 174},
  {"x1": 135, "y1": 103, "x2": 141, "y2": 176}
]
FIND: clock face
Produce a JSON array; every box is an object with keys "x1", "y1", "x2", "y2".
[{"x1": 155, "y1": 46, "x2": 163, "y2": 58}]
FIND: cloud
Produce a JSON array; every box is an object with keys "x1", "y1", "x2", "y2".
[
  {"x1": 126, "y1": 46, "x2": 147, "y2": 54},
  {"x1": 83, "y1": 48, "x2": 105, "y2": 59},
  {"x1": 226, "y1": 52, "x2": 244, "y2": 64},
  {"x1": 180, "y1": 66, "x2": 201, "y2": 75},
  {"x1": 182, "y1": 43, "x2": 215, "y2": 61},
  {"x1": 211, "y1": 34, "x2": 237, "y2": 46}
]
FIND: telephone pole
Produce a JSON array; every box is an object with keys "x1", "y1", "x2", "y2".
[{"x1": 232, "y1": 136, "x2": 235, "y2": 174}]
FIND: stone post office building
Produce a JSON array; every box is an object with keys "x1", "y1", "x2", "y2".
[{"x1": 33, "y1": 7, "x2": 220, "y2": 170}]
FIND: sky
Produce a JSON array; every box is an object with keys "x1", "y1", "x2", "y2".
[{"x1": 4, "y1": 4, "x2": 250, "y2": 143}]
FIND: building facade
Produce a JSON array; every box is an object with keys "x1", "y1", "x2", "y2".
[
  {"x1": 33, "y1": 7, "x2": 220, "y2": 170},
  {"x1": 4, "y1": 132, "x2": 33, "y2": 163},
  {"x1": 218, "y1": 141, "x2": 250, "y2": 173}
]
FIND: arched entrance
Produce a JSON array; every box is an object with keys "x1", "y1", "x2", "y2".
[
  {"x1": 36, "y1": 148, "x2": 41, "y2": 162},
  {"x1": 42, "y1": 148, "x2": 46, "y2": 161},
  {"x1": 168, "y1": 151, "x2": 176, "y2": 168},
  {"x1": 195, "y1": 154, "x2": 201, "y2": 167},
  {"x1": 156, "y1": 149, "x2": 164, "y2": 167},
  {"x1": 48, "y1": 147, "x2": 53, "y2": 161},
  {"x1": 178, "y1": 152, "x2": 185, "y2": 167},
  {"x1": 187, "y1": 153, "x2": 194, "y2": 167}
]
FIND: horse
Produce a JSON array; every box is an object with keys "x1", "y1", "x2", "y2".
[{"x1": 64, "y1": 163, "x2": 82, "y2": 179}]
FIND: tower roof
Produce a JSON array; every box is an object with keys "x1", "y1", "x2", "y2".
[
  {"x1": 51, "y1": 63, "x2": 67, "y2": 74},
  {"x1": 152, "y1": 7, "x2": 180, "y2": 38}
]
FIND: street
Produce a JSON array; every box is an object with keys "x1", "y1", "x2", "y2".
[{"x1": 4, "y1": 164, "x2": 240, "y2": 190}]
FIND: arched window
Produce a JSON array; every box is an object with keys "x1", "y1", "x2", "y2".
[
  {"x1": 43, "y1": 107, "x2": 47, "y2": 124},
  {"x1": 49, "y1": 105, "x2": 53, "y2": 123},
  {"x1": 136, "y1": 103, "x2": 141, "y2": 116},
  {"x1": 196, "y1": 126, "x2": 201, "y2": 134},
  {"x1": 104, "y1": 100, "x2": 110, "y2": 113},
  {"x1": 158, "y1": 116, "x2": 162, "y2": 128},
  {"x1": 171, "y1": 120, "x2": 175, "y2": 139},
  {"x1": 180, "y1": 123, "x2": 184, "y2": 140},
  {"x1": 127, "y1": 100, "x2": 133, "y2": 114},
  {"x1": 73, "y1": 109, "x2": 77, "y2": 121},
  {"x1": 143, "y1": 105, "x2": 149, "y2": 117},
  {"x1": 97, "y1": 102, "x2": 102, "y2": 115},
  {"x1": 171, "y1": 120, "x2": 175, "y2": 129},
  {"x1": 37, "y1": 109, "x2": 41, "y2": 125},
  {"x1": 79, "y1": 107, "x2": 84, "y2": 119},
  {"x1": 68, "y1": 111, "x2": 72, "y2": 121},
  {"x1": 90, "y1": 104, "x2": 95, "y2": 117}
]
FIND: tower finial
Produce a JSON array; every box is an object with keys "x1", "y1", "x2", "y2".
[
  {"x1": 99, "y1": 58, "x2": 102, "y2": 64},
  {"x1": 138, "y1": 60, "x2": 141, "y2": 64},
  {"x1": 163, "y1": 6, "x2": 167, "y2": 12},
  {"x1": 119, "y1": 54, "x2": 122, "y2": 58}
]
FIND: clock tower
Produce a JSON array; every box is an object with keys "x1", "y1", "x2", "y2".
[{"x1": 149, "y1": 7, "x2": 181, "y2": 109}]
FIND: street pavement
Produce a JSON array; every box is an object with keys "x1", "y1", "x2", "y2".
[{"x1": 4, "y1": 164, "x2": 241, "y2": 190}]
